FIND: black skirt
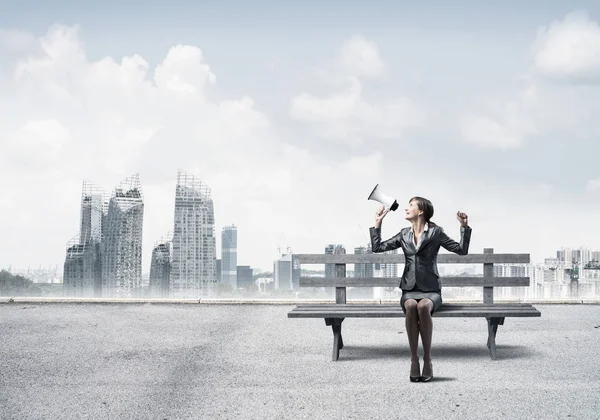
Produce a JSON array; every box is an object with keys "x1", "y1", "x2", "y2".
[{"x1": 400, "y1": 289, "x2": 442, "y2": 315}]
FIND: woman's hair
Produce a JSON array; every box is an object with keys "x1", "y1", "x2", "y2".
[{"x1": 409, "y1": 196, "x2": 437, "y2": 227}]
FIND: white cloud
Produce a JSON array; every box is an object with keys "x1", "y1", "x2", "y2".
[
  {"x1": 459, "y1": 11, "x2": 600, "y2": 149},
  {"x1": 586, "y1": 177, "x2": 600, "y2": 193},
  {"x1": 337, "y1": 35, "x2": 386, "y2": 80},
  {"x1": 290, "y1": 76, "x2": 361, "y2": 122},
  {"x1": 290, "y1": 36, "x2": 422, "y2": 145},
  {"x1": 3, "y1": 119, "x2": 70, "y2": 167},
  {"x1": 154, "y1": 45, "x2": 216, "y2": 95},
  {"x1": 532, "y1": 11, "x2": 600, "y2": 83},
  {"x1": 459, "y1": 102, "x2": 538, "y2": 150}
]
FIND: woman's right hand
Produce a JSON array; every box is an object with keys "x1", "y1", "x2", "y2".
[{"x1": 374, "y1": 205, "x2": 389, "y2": 228}]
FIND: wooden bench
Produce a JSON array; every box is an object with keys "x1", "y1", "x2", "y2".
[{"x1": 288, "y1": 248, "x2": 541, "y2": 361}]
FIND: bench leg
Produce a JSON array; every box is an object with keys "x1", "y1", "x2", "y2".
[
  {"x1": 486, "y1": 317, "x2": 504, "y2": 360},
  {"x1": 325, "y1": 318, "x2": 344, "y2": 361}
]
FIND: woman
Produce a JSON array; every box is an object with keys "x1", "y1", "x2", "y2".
[{"x1": 369, "y1": 196, "x2": 471, "y2": 382}]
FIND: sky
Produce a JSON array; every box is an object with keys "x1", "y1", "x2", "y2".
[{"x1": 1, "y1": 0, "x2": 600, "y2": 273}]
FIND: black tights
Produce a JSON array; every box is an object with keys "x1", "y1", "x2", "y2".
[{"x1": 404, "y1": 298, "x2": 434, "y2": 365}]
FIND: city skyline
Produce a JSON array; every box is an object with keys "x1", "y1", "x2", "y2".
[{"x1": 2, "y1": 1, "x2": 600, "y2": 272}]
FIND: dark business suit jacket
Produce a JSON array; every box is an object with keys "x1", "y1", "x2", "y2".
[{"x1": 369, "y1": 224, "x2": 472, "y2": 292}]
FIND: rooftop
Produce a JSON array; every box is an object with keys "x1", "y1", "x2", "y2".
[{"x1": 1, "y1": 302, "x2": 598, "y2": 419}]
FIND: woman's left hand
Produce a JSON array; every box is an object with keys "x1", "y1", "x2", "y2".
[{"x1": 456, "y1": 211, "x2": 468, "y2": 228}]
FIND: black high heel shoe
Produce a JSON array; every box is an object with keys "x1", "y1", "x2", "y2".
[
  {"x1": 421, "y1": 359, "x2": 433, "y2": 382},
  {"x1": 410, "y1": 360, "x2": 421, "y2": 382}
]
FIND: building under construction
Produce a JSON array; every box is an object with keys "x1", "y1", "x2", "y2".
[
  {"x1": 149, "y1": 233, "x2": 173, "y2": 298},
  {"x1": 63, "y1": 235, "x2": 102, "y2": 297},
  {"x1": 170, "y1": 170, "x2": 217, "y2": 297},
  {"x1": 63, "y1": 181, "x2": 107, "y2": 297},
  {"x1": 101, "y1": 174, "x2": 144, "y2": 298}
]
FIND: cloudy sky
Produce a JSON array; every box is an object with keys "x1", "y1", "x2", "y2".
[{"x1": 1, "y1": 0, "x2": 600, "y2": 273}]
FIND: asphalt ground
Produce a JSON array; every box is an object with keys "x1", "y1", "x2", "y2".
[{"x1": 1, "y1": 303, "x2": 599, "y2": 419}]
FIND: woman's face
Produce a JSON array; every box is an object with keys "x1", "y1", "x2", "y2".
[{"x1": 404, "y1": 200, "x2": 422, "y2": 221}]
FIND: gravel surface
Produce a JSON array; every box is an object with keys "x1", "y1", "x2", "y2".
[{"x1": 1, "y1": 304, "x2": 599, "y2": 419}]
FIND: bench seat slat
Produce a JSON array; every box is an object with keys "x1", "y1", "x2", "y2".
[
  {"x1": 300, "y1": 277, "x2": 530, "y2": 287},
  {"x1": 294, "y1": 253, "x2": 530, "y2": 264},
  {"x1": 292, "y1": 303, "x2": 536, "y2": 309},
  {"x1": 288, "y1": 311, "x2": 541, "y2": 318},
  {"x1": 288, "y1": 304, "x2": 541, "y2": 318}
]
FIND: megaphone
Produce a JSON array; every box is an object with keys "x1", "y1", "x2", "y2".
[{"x1": 368, "y1": 184, "x2": 399, "y2": 211}]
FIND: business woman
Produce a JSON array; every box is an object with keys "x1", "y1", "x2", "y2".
[{"x1": 370, "y1": 196, "x2": 471, "y2": 382}]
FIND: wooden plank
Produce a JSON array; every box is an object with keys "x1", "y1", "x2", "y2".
[
  {"x1": 290, "y1": 307, "x2": 540, "y2": 315},
  {"x1": 291, "y1": 304, "x2": 536, "y2": 311},
  {"x1": 288, "y1": 310, "x2": 540, "y2": 318},
  {"x1": 293, "y1": 253, "x2": 530, "y2": 265},
  {"x1": 334, "y1": 247, "x2": 347, "y2": 304},
  {"x1": 299, "y1": 276, "x2": 530, "y2": 287},
  {"x1": 483, "y1": 248, "x2": 494, "y2": 304},
  {"x1": 288, "y1": 303, "x2": 541, "y2": 318},
  {"x1": 293, "y1": 303, "x2": 535, "y2": 308}
]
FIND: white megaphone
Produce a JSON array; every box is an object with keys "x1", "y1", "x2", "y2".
[{"x1": 368, "y1": 184, "x2": 399, "y2": 211}]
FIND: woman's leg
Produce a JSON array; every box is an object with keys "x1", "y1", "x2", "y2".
[
  {"x1": 417, "y1": 298, "x2": 434, "y2": 378},
  {"x1": 404, "y1": 299, "x2": 420, "y2": 369}
]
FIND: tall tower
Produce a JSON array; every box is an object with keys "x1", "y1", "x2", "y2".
[
  {"x1": 149, "y1": 232, "x2": 173, "y2": 298},
  {"x1": 353, "y1": 245, "x2": 374, "y2": 278},
  {"x1": 80, "y1": 180, "x2": 108, "y2": 244},
  {"x1": 221, "y1": 225, "x2": 238, "y2": 289},
  {"x1": 101, "y1": 174, "x2": 144, "y2": 298},
  {"x1": 171, "y1": 170, "x2": 217, "y2": 297},
  {"x1": 325, "y1": 244, "x2": 346, "y2": 278},
  {"x1": 63, "y1": 180, "x2": 106, "y2": 297}
]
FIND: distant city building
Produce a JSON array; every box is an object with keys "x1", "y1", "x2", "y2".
[
  {"x1": 149, "y1": 233, "x2": 173, "y2": 298},
  {"x1": 274, "y1": 254, "x2": 300, "y2": 290},
  {"x1": 221, "y1": 225, "x2": 238, "y2": 289},
  {"x1": 216, "y1": 259, "x2": 222, "y2": 284},
  {"x1": 80, "y1": 181, "x2": 108, "y2": 243},
  {"x1": 63, "y1": 236, "x2": 102, "y2": 297},
  {"x1": 101, "y1": 174, "x2": 144, "y2": 298},
  {"x1": 170, "y1": 171, "x2": 217, "y2": 297},
  {"x1": 10, "y1": 266, "x2": 61, "y2": 284},
  {"x1": 237, "y1": 265, "x2": 254, "y2": 290},
  {"x1": 352, "y1": 245, "x2": 375, "y2": 298},
  {"x1": 63, "y1": 180, "x2": 107, "y2": 297},
  {"x1": 353, "y1": 245, "x2": 374, "y2": 278},
  {"x1": 325, "y1": 244, "x2": 346, "y2": 278}
]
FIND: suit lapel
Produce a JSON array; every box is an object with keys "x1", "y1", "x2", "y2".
[
  {"x1": 402, "y1": 229, "x2": 416, "y2": 253},
  {"x1": 415, "y1": 226, "x2": 433, "y2": 253}
]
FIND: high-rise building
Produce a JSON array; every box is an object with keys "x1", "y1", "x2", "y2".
[
  {"x1": 170, "y1": 171, "x2": 217, "y2": 297},
  {"x1": 237, "y1": 265, "x2": 254, "y2": 290},
  {"x1": 63, "y1": 181, "x2": 107, "y2": 297},
  {"x1": 216, "y1": 259, "x2": 222, "y2": 284},
  {"x1": 354, "y1": 245, "x2": 374, "y2": 278},
  {"x1": 80, "y1": 181, "x2": 108, "y2": 243},
  {"x1": 149, "y1": 233, "x2": 173, "y2": 298},
  {"x1": 380, "y1": 249, "x2": 398, "y2": 278},
  {"x1": 221, "y1": 225, "x2": 238, "y2": 289},
  {"x1": 325, "y1": 244, "x2": 346, "y2": 278},
  {"x1": 101, "y1": 174, "x2": 144, "y2": 298},
  {"x1": 274, "y1": 254, "x2": 300, "y2": 290},
  {"x1": 63, "y1": 235, "x2": 102, "y2": 297}
]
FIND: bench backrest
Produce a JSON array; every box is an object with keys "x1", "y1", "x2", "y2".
[{"x1": 293, "y1": 248, "x2": 530, "y2": 304}]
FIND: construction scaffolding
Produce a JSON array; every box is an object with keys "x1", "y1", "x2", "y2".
[
  {"x1": 80, "y1": 180, "x2": 108, "y2": 244},
  {"x1": 149, "y1": 232, "x2": 173, "y2": 298},
  {"x1": 170, "y1": 170, "x2": 217, "y2": 298},
  {"x1": 101, "y1": 174, "x2": 144, "y2": 298},
  {"x1": 63, "y1": 180, "x2": 107, "y2": 297},
  {"x1": 63, "y1": 234, "x2": 102, "y2": 297}
]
